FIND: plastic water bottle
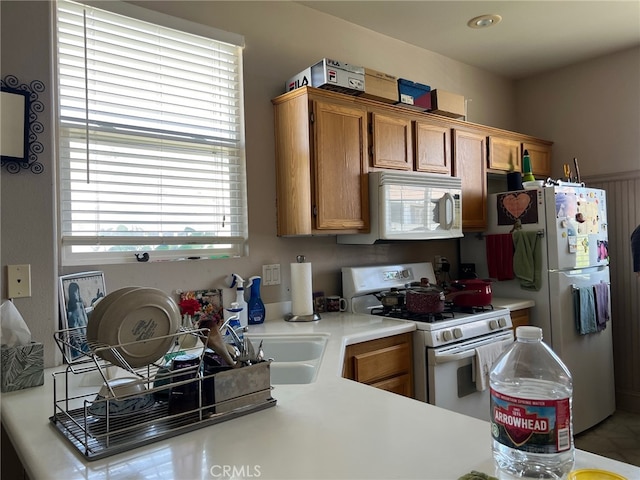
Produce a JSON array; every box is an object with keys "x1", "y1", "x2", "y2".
[{"x1": 490, "y1": 326, "x2": 574, "y2": 479}]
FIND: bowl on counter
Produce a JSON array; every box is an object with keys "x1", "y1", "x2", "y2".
[
  {"x1": 88, "y1": 377, "x2": 155, "y2": 418},
  {"x1": 567, "y1": 470, "x2": 627, "y2": 480},
  {"x1": 523, "y1": 180, "x2": 545, "y2": 189}
]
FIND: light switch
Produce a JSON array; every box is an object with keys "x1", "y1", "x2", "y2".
[{"x1": 262, "y1": 264, "x2": 281, "y2": 286}]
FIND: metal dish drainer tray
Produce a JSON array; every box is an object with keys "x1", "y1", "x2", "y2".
[{"x1": 50, "y1": 327, "x2": 276, "y2": 461}]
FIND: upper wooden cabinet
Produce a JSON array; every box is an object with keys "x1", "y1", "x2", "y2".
[
  {"x1": 488, "y1": 136, "x2": 521, "y2": 172},
  {"x1": 453, "y1": 128, "x2": 487, "y2": 231},
  {"x1": 272, "y1": 88, "x2": 369, "y2": 235},
  {"x1": 369, "y1": 110, "x2": 413, "y2": 170},
  {"x1": 487, "y1": 136, "x2": 553, "y2": 179},
  {"x1": 272, "y1": 87, "x2": 553, "y2": 235},
  {"x1": 414, "y1": 120, "x2": 451, "y2": 174},
  {"x1": 523, "y1": 141, "x2": 552, "y2": 178}
]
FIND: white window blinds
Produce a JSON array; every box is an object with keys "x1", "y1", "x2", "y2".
[{"x1": 56, "y1": 0, "x2": 247, "y2": 265}]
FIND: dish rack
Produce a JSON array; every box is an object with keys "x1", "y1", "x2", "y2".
[{"x1": 50, "y1": 327, "x2": 276, "y2": 461}]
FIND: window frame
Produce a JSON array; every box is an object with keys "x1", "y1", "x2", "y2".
[{"x1": 53, "y1": 0, "x2": 248, "y2": 266}]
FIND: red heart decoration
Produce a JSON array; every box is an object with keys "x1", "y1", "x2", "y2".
[{"x1": 501, "y1": 193, "x2": 531, "y2": 220}]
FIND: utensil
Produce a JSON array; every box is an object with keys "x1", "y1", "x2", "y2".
[
  {"x1": 573, "y1": 157, "x2": 581, "y2": 183},
  {"x1": 202, "y1": 320, "x2": 237, "y2": 367},
  {"x1": 563, "y1": 163, "x2": 572, "y2": 182},
  {"x1": 256, "y1": 340, "x2": 264, "y2": 362}
]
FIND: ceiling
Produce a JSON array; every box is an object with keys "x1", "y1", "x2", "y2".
[{"x1": 298, "y1": 1, "x2": 640, "y2": 80}]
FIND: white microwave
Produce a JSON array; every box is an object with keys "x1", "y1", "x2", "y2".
[{"x1": 337, "y1": 171, "x2": 463, "y2": 244}]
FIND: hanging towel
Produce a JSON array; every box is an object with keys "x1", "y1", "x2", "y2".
[
  {"x1": 485, "y1": 234, "x2": 514, "y2": 280},
  {"x1": 474, "y1": 339, "x2": 512, "y2": 391},
  {"x1": 593, "y1": 282, "x2": 610, "y2": 331},
  {"x1": 512, "y1": 231, "x2": 542, "y2": 291},
  {"x1": 573, "y1": 286, "x2": 597, "y2": 335}
]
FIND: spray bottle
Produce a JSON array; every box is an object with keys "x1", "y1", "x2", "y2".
[
  {"x1": 247, "y1": 276, "x2": 266, "y2": 325},
  {"x1": 228, "y1": 273, "x2": 248, "y2": 328}
]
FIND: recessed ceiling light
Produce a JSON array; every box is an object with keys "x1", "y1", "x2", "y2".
[{"x1": 467, "y1": 14, "x2": 502, "y2": 29}]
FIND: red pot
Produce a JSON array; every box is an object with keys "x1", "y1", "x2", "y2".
[
  {"x1": 446, "y1": 279, "x2": 492, "y2": 307},
  {"x1": 406, "y1": 279, "x2": 445, "y2": 314}
]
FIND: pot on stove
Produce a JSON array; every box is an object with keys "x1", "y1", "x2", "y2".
[
  {"x1": 446, "y1": 279, "x2": 492, "y2": 308},
  {"x1": 373, "y1": 288, "x2": 406, "y2": 308},
  {"x1": 405, "y1": 278, "x2": 446, "y2": 314}
]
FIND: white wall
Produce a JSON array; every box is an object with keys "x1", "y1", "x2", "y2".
[
  {"x1": 1, "y1": 1, "x2": 514, "y2": 367},
  {"x1": 515, "y1": 46, "x2": 640, "y2": 178}
]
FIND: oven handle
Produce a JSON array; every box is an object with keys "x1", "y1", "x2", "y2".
[{"x1": 432, "y1": 336, "x2": 513, "y2": 364}]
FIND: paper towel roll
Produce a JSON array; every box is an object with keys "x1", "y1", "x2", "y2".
[{"x1": 291, "y1": 262, "x2": 314, "y2": 316}]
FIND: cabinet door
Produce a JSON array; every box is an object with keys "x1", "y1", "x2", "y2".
[
  {"x1": 313, "y1": 100, "x2": 369, "y2": 231},
  {"x1": 488, "y1": 136, "x2": 521, "y2": 172},
  {"x1": 510, "y1": 309, "x2": 530, "y2": 330},
  {"x1": 453, "y1": 129, "x2": 487, "y2": 231},
  {"x1": 353, "y1": 343, "x2": 411, "y2": 384},
  {"x1": 371, "y1": 374, "x2": 413, "y2": 396},
  {"x1": 523, "y1": 141, "x2": 552, "y2": 178},
  {"x1": 370, "y1": 110, "x2": 412, "y2": 170},
  {"x1": 414, "y1": 121, "x2": 451, "y2": 174}
]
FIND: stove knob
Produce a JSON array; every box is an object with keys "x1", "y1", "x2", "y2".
[
  {"x1": 442, "y1": 330, "x2": 453, "y2": 341},
  {"x1": 498, "y1": 318, "x2": 508, "y2": 328},
  {"x1": 489, "y1": 319, "x2": 499, "y2": 330},
  {"x1": 453, "y1": 328, "x2": 463, "y2": 339}
]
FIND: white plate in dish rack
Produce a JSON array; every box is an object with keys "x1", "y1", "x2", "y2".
[
  {"x1": 93, "y1": 288, "x2": 181, "y2": 368},
  {"x1": 87, "y1": 287, "x2": 143, "y2": 346}
]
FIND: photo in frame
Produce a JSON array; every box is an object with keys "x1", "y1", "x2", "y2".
[{"x1": 58, "y1": 271, "x2": 106, "y2": 361}]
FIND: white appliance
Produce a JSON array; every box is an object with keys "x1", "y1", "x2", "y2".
[
  {"x1": 342, "y1": 262, "x2": 513, "y2": 421},
  {"x1": 460, "y1": 184, "x2": 614, "y2": 434},
  {"x1": 337, "y1": 171, "x2": 462, "y2": 244}
]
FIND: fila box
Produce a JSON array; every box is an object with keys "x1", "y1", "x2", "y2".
[{"x1": 286, "y1": 58, "x2": 365, "y2": 95}]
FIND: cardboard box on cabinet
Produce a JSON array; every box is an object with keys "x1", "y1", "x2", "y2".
[
  {"x1": 1, "y1": 342, "x2": 44, "y2": 392},
  {"x1": 396, "y1": 78, "x2": 432, "y2": 111},
  {"x1": 430, "y1": 89, "x2": 466, "y2": 119},
  {"x1": 360, "y1": 68, "x2": 398, "y2": 103},
  {"x1": 286, "y1": 58, "x2": 365, "y2": 95}
]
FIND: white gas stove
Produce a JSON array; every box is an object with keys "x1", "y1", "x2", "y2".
[
  {"x1": 342, "y1": 262, "x2": 512, "y2": 347},
  {"x1": 342, "y1": 262, "x2": 514, "y2": 420}
]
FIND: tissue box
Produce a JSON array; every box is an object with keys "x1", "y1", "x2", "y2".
[{"x1": 1, "y1": 342, "x2": 44, "y2": 392}]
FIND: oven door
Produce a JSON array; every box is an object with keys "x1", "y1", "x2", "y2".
[{"x1": 426, "y1": 331, "x2": 513, "y2": 421}]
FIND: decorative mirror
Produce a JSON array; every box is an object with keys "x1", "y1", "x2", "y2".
[{"x1": 1, "y1": 75, "x2": 45, "y2": 174}]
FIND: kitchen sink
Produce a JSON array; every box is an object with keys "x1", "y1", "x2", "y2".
[{"x1": 246, "y1": 334, "x2": 329, "y2": 384}]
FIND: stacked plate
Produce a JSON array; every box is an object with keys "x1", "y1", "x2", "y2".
[{"x1": 87, "y1": 287, "x2": 181, "y2": 369}]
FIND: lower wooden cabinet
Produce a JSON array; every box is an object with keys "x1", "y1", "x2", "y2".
[
  {"x1": 510, "y1": 308, "x2": 530, "y2": 330},
  {"x1": 342, "y1": 332, "x2": 414, "y2": 398}
]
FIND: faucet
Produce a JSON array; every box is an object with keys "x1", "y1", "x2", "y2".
[{"x1": 219, "y1": 314, "x2": 247, "y2": 352}]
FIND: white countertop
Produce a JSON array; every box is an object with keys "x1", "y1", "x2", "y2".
[
  {"x1": 491, "y1": 297, "x2": 536, "y2": 311},
  {"x1": 2, "y1": 312, "x2": 638, "y2": 480}
]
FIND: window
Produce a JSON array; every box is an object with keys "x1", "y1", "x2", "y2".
[{"x1": 55, "y1": 0, "x2": 247, "y2": 265}]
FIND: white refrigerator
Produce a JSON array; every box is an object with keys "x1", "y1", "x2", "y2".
[{"x1": 460, "y1": 184, "x2": 615, "y2": 434}]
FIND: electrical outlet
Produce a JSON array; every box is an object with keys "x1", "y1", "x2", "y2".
[
  {"x1": 7, "y1": 264, "x2": 31, "y2": 298},
  {"x1": 262, "y1": 264, "x2": 281, "y2": 286}
]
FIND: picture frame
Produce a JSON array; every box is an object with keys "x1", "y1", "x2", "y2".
[{"x1": 58, "y1": 271, "x2": 106, "y2": 361}]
